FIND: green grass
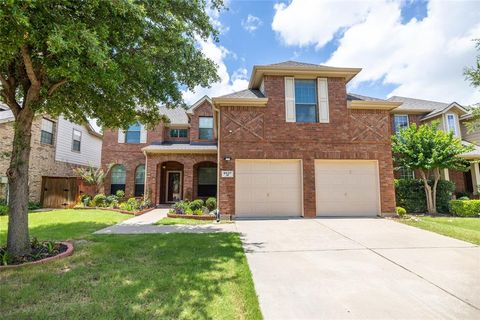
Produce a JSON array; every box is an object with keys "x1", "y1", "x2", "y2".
[
  {"x1": 398, "y1": 216, "x2": 480, "y2": 245},
  {"x1": 0, "y1": 209, "x2": 130, "y2": 244},
  {"x1": 0, "y1": 210, "x2": 261, "y2": 319}
]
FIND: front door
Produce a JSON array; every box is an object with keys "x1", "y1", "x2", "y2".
[{"x1": 166, "y1": 171, "x2": 182, "y2": 203}]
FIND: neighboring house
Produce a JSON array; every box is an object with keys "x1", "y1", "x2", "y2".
[
  {"x1": 0, "y1": 104, "x2": 103, "y2": 207},
  {"x1": 388, "y1": 96, "x2": 480, "y2": 195},
  {"x1": 103, "y1": 61, "x2": 405, "y2": 218}
]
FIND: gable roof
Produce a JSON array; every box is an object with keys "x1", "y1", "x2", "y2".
[
  {"x1": 347, "y1": 93, "x2": 388, "y2": 102},
  {"x1": 187, "y1": 95, "x2": 213, "y2": 114},
  {"x1": 421, "y1": 102, "x2": 470, "y2": 120},
  {"x1": 387, "y1": 96, "x2": 449, "y2": 113},
  {"x1": 158, "y1": 105, "x2": 189, "y2": 125},
  {"x1": 217, "y1": 89, "x2": 265, "y2": 99},
  {"x1": 249, "y1": 60, "x2": 362, "y2": 89},
  {"x1": 212, "y1": 89, "x2": 268, "y2": 107},
  {"x1": 347, "y1": 93, "x2": 401, "y2": 110}
]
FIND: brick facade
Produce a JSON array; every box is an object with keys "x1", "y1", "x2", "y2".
[
  {"x1": 218, "y1": 76, "x2": 396, "y2": 217},
  {"x1": 0, "y1": 116, "x2": 80, "y2": 203}
]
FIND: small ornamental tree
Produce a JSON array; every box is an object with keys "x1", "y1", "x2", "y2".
[
  {"x1": 0, "y1": 0, "x2": 223, "y2": 256},
  {"x1": 73, "y1": 163, "x2": 114, "y2": 195},
  {"x1": 392, "y1": 121, "x2": 474, "y2": 215},
  {"x1": 464, "y1": 39, "x2": 480, "y2": 133}
]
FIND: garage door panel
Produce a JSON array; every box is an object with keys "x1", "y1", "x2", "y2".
[
  {"x1": 315, "y1": 160, "x2": 379, "y2": 217},
  {"x1": 236, "y1": 160, "x2": 302, "y2": 217}
]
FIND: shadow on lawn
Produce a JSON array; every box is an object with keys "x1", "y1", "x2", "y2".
[{"x1": 1, "y1": 233, "x2": 261, "y2": 319}]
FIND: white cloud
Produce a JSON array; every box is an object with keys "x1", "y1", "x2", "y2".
[
  {"x1": 242, "y1": 14, "x2": 263, "y2": 33},
  {"x1": 272, "y1": 0, "x2": 480, "y2": 104},
  {"x1": 182, "y1": 38, "x2": 248, "y2": 105}
]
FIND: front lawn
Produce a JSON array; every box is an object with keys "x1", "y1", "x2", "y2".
[
  {"x1": 398, "y1": 216, "x2": 480, "y2": 245},
  {"x1": 0, "y1": 210, "x2": 261, "y2": 319},
  {"x1": 0, "y1": 209, "x2": 130, "y2": 244}
]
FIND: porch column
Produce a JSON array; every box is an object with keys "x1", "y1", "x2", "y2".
[
  {"x1": 471, "y1": 163, "x2": 480, "y2": 195},
  {"x1": 441, "y1": 168, "x2": 450, "y2": 181},
  {"x1": 183, "y1": 162, "x2": 193, "y2": 201}
]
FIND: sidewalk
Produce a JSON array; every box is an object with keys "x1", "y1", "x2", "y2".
[{"x1": 94, "y1": 208, "x2": 237, "y2": 234}]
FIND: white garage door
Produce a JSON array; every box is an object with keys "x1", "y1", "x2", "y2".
[
  {"x1": 235, "y1": 160, "x2": 302, "y2": 217},
  {"x1": 315, "y1": 160, "x2": 380, "y2": 217}
]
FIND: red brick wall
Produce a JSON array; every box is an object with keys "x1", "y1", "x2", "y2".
[
  {"x1": 190, "y1": 101, "x2": 216, "y2": 143},
  {"x1": 449, "y1": 169, "x2": 466, "y2": 193},
  {"x1": 218, "y1": 75, "x2": 396, "y2": 217}
]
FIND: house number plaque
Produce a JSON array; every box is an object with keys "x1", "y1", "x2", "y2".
[{"x1": 221, "y1": 170, "x2": 234, "y2": 178}]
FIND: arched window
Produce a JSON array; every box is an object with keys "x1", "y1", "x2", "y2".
[
  {"x1": 111, "y1": 165, "x2": 126, "y2": 195},
  {"x1": 134, "y1": 164, "x2": 145, "y2": 197}
]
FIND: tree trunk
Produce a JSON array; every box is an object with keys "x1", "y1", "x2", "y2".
[
  {"x1": 420, "y1": 170, "x2": 435, "y2": 215},
  {"x1": 6, "y1": 108, "x2": 34, "y2": 256},
  {"x1": 431, "y1": 168, "x2": 440, "y2": 216}
]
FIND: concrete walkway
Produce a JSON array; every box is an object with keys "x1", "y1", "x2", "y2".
[
  {"x1": 94, "y1": 208, "x2": 237, "y2": 234},
  {"x1": 236, "y1": 218, "x2": 480, "y2": 320}
]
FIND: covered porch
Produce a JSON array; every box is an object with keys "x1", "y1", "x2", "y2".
[{"x1": 444, "y1": 141, "x2": 480, "y2": 197}]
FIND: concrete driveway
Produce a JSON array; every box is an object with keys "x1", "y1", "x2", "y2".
[{"x1": 236, "y1": 218, "x2": 480, "y2": 319}]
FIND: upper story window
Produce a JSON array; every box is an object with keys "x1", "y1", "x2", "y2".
[
  {"x1": 393, "y1": 115, "x2": 409, "y2": 134},
  {"x1": 170, "y1": 128, "x2": 188, "y2": 138},
  {"x1": 199, "y1": 117, "x2": 213, "y2": 140},
  {"x1": 446, "y1": 114, "x2": 458, "y2": 137},
  {"x1": 72, "y1": 129, "x2": 82, "y2": 152},
  {"x1": 294, "y1": 79, "x2": 318, "y2": 123},
  {"x1": 125, "y1": 122, "x2": 141, "y2": 143},
  {"x1": 40, "y1": 118, "x2": 55, "y2": 145},
  {"x1": 285, "y1": 77, "x2": 329, "y2": 123}
]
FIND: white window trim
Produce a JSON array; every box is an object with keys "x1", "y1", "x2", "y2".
[{"x1": 393, "y1": 114, "x2": 409, "y2": 134}]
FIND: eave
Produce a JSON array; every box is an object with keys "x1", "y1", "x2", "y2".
[
  {"x1": 348, "y1": 100, "x2": 401, "y2": 111},
  {"x1": 212, "y1": 97, "x2": 269, "y2": 107}
]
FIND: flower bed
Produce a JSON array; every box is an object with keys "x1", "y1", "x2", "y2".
[
  {"x1": 0, "y1": 240, "x2": 74, "y2": 269},
  {"x1": 75, "y1": 190, "x2": 154, "y2": 215},
  {"x1": 167, "y1": 212, "x2": 215, "y2": 220}
]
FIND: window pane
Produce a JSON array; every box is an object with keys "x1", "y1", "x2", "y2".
[
  {"x1": 199, "y1": 117, "x2": 213, "y2": 128},
  {"x1": 41, "y1": 131, "x2": 53, "y2": 145},
  {"x1": 41, "y1": 119, "x2": 54, "y2": 133},
  {"x1": 199, "y1": 128, "x2": 213, "y2": 140},
  {"x1": 447, "y1": 115, "x2": 457, "y2": 135},
  {"x1": 198, "y1": 167, "x2": 216, "y2": 185},
  {"x1": 179, "y1": 129, "x2": 188, "y2": 137},
  {"x1": 125, "y1": 122, "x2": 141, "y2": 143},
  {"x1": 111, "y1": 165, "x2": 126, "y2": 184},
  {"x1": 72, "y1": 140, "x2": 81, "y2": 151},
  {"x1": 295, "y1": 80, "x2": 316, "y2": 104},
  {"x1": 170, "y1": 129, "x2": 178, "y2": 137},
  {"x1": 135, "y1": 165, "x2": 145, "y2": 184},
  {"x1": 394, "y1": 115, "x2": 409, "y2": 133},
  {"x1": 73, "y1": 129, "x2": 81, "y2": 141},
  {"x1": 295, "y1": 104, "x2": 317, "y2": 123}
]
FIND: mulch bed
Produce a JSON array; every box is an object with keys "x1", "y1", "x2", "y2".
[
  {"x1": 73, "y1": 206, "x2": 155, "y2": 216},
  {"x1": 0, "y1": 241, "x2": 74, "y2": 269},
  {"x1": 167, "y1": 212, "x2": 216, "y2": 220}
]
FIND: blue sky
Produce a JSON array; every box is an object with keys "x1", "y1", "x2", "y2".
[{"x1": 183, "y1": 0, "x2": 480, "y2": 105}]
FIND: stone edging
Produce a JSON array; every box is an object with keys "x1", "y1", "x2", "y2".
[
  {"x1": 73, "y1": 206, "x2": 154, "y2": 216},
  {"x1": 0, "y1": 241, "x2": 74, "y2": 270},
  {"x1": 167, "y1": 213, "x2": 215, "y2": 220}
]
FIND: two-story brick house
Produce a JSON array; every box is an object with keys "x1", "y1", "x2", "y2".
[
  {"x1": 388, "y1": 96, "x2": 480, "y2": 196},
  {"x1": 103, "y1": 61, "x2": 409, "y2": 218}
]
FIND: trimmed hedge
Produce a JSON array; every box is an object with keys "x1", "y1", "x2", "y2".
[
  {"x1": 395, "y1": 179, "x2": 455, "y2": 213},
  {"x1": 449, "y1": 200, "x2": 480, "y2": 217}
]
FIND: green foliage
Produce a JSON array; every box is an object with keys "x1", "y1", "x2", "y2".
[
  {"x1": 92, "y1": 194, "x2": 107, "y2": 207},
  {"x1": 395, "y1": 179, "x2": 455, "y2": 213},
  {"x1": 115, "y1": 190, "x2": 125, "y2": 199},
  {"x1": 458, "y1": 196, "x2": 470, "y2": 200},
  {"x1": 206, "y1": 197, "x2": 217, "y2": 212},
  {"x1": 106, "y1": 195, "x2": 119, "y2": 208},
  {"x1": 189, "y1": 199, "x2": 204, "y2": 211},
  {"x1": 171, "y1": 201, "x2": 190, "y2": 214},
  {"x1": 395, "y1": 207, "x2": 407, "y2": 217},
  {"x1": 28, "y1": 202, "x2": 41, "y2": 211},
  {"x1": 0, "y1": 0, "x2": 223, "y2": 128},
  {"x1": 193, "y1": 209, "x2": 204, "y2": 215},
  {"x1": 464, "y1": 39, "x2": 480, "y2": 88},
  {"x1": 185, "y1": 208, "x2": 194, "y2": 215},
  {"x1": 119, "y1": 198, "x2": 141, "y2": 212},
  {"x1": 392, "y1": 121, "x2": 474, "y2": 173},
  {"x1": 0, "y1": 204, "x2": 8, "y2": 216},
  {"x1": 73, "y1": 164, "x2": 113, "y2": 193},
  {"x1": 449, "y1": 200, "x2": 480, "y2": 217}
]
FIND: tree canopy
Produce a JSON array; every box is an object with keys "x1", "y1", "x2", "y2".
[{"x1": 0, "y1": 0, "x2": 223, "y2": 128}]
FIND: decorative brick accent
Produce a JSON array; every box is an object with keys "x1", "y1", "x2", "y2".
[{"x1": 218, "y1": 75, "x2": 396, "y2": 217}]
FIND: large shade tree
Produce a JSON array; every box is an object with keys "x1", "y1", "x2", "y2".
[
  {"x1": 464, "y1": 39, "x2": 480, "y2": 132},
  {"x1": 0, "y1": 0, "x2": 223, "y2": 255},
  {"x1": 392, "y1": 122, "x2": 474, "y2": 215}
]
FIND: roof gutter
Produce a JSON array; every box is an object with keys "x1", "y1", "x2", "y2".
[
  {"x1": 212, "y1": 97, "x2": 268, "y2": 107},
  {"x1": 348, "y1": 100, "x2": 401, "y2": 111}
]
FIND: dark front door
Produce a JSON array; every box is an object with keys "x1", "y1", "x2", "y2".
[{"x1": 166, "y1": 171, "x2": 182, "y2": 203}]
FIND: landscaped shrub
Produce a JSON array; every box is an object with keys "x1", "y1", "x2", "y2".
[
  {"x1": 126, "y1": 197, "x2": 140, "y2": 211},
  {"x1": 0, "y1": 204, "x2": 8, "y2": 216},
  {"x1": 395, "y1": 179, "x2": 455, "y2": 214},
  {"x1": 115, "y1": 190, "x2": 125, "y2": 199},
  {"x1": 171, "y1": 201, "x2": 189, "y2": 214},
  {"x1": 92, "y1": 194, "x2": 107, "y2": 207},
  {"x1": 106, "y1": 195, "x2": 119, "y2": 208},
  {"x1": 455, "y1": 191, "x2": 470, "y2": 199},
  {"x1": 395, "y1": 206, "x2": 406, "y2": 217},
  {"x1": 28, "y1": 201, "x2": 41, "y2": 210},
  {"x1": 458, "y1": 196, "x2": 470, "y2": 200},
  {"x1": 206, "y1": 197, "x2": 216, "y2": 212},
  {"x1": 185, "y1": 207, "x2": 193, "y2": 215},
  {"x1": 193, "y1": 208, "x2": 203, "y2": 215},
  {"x1": 189, "y1": 199, "x2": 204, "y2": 211},
  {"x1": 449, "y1": 200, "x2": 480, "y2": 217}
]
